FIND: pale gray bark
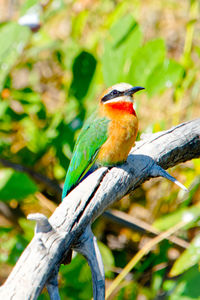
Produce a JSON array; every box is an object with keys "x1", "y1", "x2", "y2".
[
  {"x1": 73, "y1": 225, "x2": 105, "y2": 299},
  {"x1": 0, "y1": 118, "x2": 199, "y2": 300}
]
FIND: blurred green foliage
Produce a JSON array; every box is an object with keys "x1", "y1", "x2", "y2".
[
  {"x1": 0, "y1": 169, "x2": 38, "y2": 201},
  {"x1": 0, "y1": 0, "x2": 200, "y2": 299}
]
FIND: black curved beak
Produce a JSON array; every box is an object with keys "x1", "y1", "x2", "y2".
[{"x1": 124, "y1": 86, "x2": 145, "y2": 96}]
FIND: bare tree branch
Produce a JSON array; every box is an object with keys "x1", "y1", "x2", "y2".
[
  {"x1": 0, "y1": 118, "x2": 199, "y2": 300},
  {"x1": 73, "y1": 225, "x2": 105, "y2": 300}
]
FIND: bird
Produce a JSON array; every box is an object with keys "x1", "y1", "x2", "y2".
[{"x1": 62, "y1": 83, "x2": 145, "y2": 200}]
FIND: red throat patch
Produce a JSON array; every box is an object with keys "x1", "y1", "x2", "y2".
[{"x1": 106, "y1": 101, "x2": 136, "y2": 116}]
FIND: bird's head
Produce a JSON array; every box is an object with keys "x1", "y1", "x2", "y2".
[
  {"x1": 100, "y1": 83, "x2": 144, "y2": 104},
  {"x1": 100, "y1": 83, "x2": 144, "y2": 116}
]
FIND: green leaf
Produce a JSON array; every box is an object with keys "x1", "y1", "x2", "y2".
[
  {"x1": 153, "y1": 205, "x2": 200, "y2": 231},
  {"x1": 0, "y1": 230, "x2": 17, "y2": 263},
  {"x1": 20, "y1": 0, "x2": 40, "y2": 16},
  {"x1": 0, "y1": 22, "x2": 31, "y2": 91},
  {"x1": 8, "y1": 234, "x2": 29, "y2": 265},
  {"x1": 69, "y1": 51, "x2": 97, "y2": 101},
  {"x1": 129, "y1": 38, "x2": 166, "y2": 87},
  {"x1": 102, "y1": 15, "x2": 142, "y2": 86},
  {"x1": 20, "y1": 117, "x2": 48, "y2": 153},
  {"x1": 170, "y1": 235, "x2": 200, "y2": 276},
  {"x1": 60, "y1": 254, "x2": 92, "y2": 299},
  {"x1": 0, "y1": 169, "x2": 38, "y2": 201},
  {"x1": 11, "y1": 89, "x2": 46, "y2": 116},
  {"x1": 51, "y1": 119, "x2": 76, "y2": 169},
  {"x1": 146, "y1": 59, "x2": 185, "y2": 97},
  {"x1": 168, "y1": 265, "x2": 200, "y2": 300},
  {"x1": 98, "y1": 241, "x2": 115, "y2": 277},
  {"x1": 18, "y1": 218, "x2": 35, "y2": 241}
]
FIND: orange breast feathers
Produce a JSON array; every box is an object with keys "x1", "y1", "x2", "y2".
[{"x1": 97, "y1": 101, "x2": 138, "y2": 165}]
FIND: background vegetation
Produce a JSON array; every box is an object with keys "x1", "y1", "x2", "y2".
[{"x1": 0, "y1": 0, "x2": 200, "y2": 299}]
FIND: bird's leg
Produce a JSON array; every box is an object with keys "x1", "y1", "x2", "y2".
[{"x1": 73, "y1": 225, "x2": 105, "y2": 300}]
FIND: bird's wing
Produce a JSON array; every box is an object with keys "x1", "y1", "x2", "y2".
[{"x1": 62, "y1": 113, "x2": 110, "y2": 199}]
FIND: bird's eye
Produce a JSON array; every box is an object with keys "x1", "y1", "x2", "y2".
[{"x1": 111, "y1": 89, "x2": 118, "y2": 96}]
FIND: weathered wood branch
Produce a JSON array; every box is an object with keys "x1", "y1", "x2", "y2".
[
  {"x1": 0, "y1": 118, "x2": 199, "y2": 299},
  {"x1": 73, "y1": 225, "x2": 105, "y2": 299}
]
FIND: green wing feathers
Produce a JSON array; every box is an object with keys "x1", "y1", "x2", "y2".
[{"x1": 62, "y1": 113, "x2": 110, "y2": 199}]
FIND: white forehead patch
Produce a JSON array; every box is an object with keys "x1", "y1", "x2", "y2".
[
  {"x1": 102, "y1": 82, "x2": 135, "y2": 104},
  {"x1": 111, "y1": 82, "x2": 133, "y2": 92}
]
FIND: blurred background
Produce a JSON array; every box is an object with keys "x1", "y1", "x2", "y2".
[{"x1": 0, "y1": 0, "x2": 200, "y2": 299}]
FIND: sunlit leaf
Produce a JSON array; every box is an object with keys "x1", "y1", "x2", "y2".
[
  {"x1": 20, "y1": 0, "x2": 40, "y2": 16},
  {"x1": 0, "y1": 22, "x2": 30, "y2": 92},
  {"x1": 153, "y1": 205, "x2": 200, "y2": 231},
  {"x1": 170, "y1": 235, "x2": 200, "y2": 277},
  {"x1": 129, "y1": 38, "x2": 165, "y2": 87},
  {"x1": 102, "y1": 15, "x2": 142, "y2": 86},
  {"x1": 146, "y1": 59, "x2": 185, "y2": 96},
  {"x1": 19, "y1": 218, "x2": 35, "y2": 241},
  {"x1": 20, "y1": 117, "x2": 48, "y2": 153}
]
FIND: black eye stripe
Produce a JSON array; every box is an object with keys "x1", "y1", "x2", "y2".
[{"x1": 101, "y1": 89, "x2": 123, "y2": 102}]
